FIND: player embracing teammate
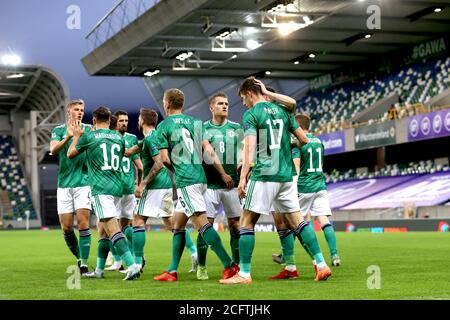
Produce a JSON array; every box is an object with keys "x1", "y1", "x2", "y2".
[{"x1": 53, "y1": 78, "x2": 337, "y2": 285}]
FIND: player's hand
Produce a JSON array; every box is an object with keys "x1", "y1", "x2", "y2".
[
  {"x1": 221, "y1": 173, "x2": 234, "y2": 189},
  {"x1": 72, "y1": 120, "x2": 85, "y2": 137},
  {"x1": 124, "y1": 148, "x2": 132, "y2": 157},
  {"x1": 135, "y1": 185, "x2": 143, "y2": 198},
  {"x1": 66, "y1": 119, "x2": 74, "y2": 138},
  {"x1": 237, "y1": 178, "x2": 247, "y2": 199},
  {"x1": 253, "y1": 78, "x2": 268, "y2": 95},
  {"x1": 246, "y1": 168, "x2": 252, "y2": 182}
]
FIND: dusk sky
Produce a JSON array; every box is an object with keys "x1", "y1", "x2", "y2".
[{"x1": 0, "y1": 0, "x2": 155, "y2": 113}]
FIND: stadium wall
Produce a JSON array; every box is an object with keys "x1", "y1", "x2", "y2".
[
  {"x1": 334, "y1": 206, "x2": 450, "y2": 221},
  {"x1": 333, "y1": 218, "x2": 450, "y2": 232},
  {"x1": 0, "y1": 114, "x2": 12, "y2": 134}
]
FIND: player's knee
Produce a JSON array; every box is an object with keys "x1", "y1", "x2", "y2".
[
  {"x1": 228, "y1": 218, "x2": 240, "y2": 232},
  {"x1": 133, "y1": 215, "x2": 146, "y2": 227},
  {"x1": 61, "y1": 225, "x2": 73, "y2": 234}
]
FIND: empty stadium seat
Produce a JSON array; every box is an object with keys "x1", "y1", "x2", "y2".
[
  {"x1": 326, "y1": 159, "x2": 450, "y2": 183},
  {"x1": 0, "y1": 136, "x2": 37, "y2": 220},
  {"x1": 298, "y1": 56, "x2": 450, "y2": 133}
]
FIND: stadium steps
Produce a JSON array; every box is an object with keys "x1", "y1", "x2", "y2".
[{"x1": 0, "y1": 190, "x2": 13, "y2": 215}]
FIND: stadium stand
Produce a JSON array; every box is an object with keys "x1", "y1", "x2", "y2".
[
  {"x1": 326, "y1": 159, "x2": 450, "y2": 183},
  {"x1": 0, "y1": 135, "x2": 36, "y2": 220},
  {"x1": 298, "y1": 56, "x2": 450, "y2": 134}
]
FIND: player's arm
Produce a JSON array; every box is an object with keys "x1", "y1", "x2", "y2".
[
  {"x1": 67, "y1": 121, "x2": 85, "y2": 159},
  {"x1": 133, "y1": 158, "x2": 143, "y2": 186},
  {"x1": 159, "y1": 148, "x2": 174, "y2": 172},
  {"x1": 293, "y1": 158, "x2": 300, "y2": 176},
  {"x1": 125, "y1": 144, "x2": 140, "y2": 157},
  {"x1": 237, "y1": 135, "x2": 256, "y2": 199},
  {"x1": 50, "y1": 121, "x2": 73, "y2": 155},
  {"x1": 202, "y1": 140, "x2": 234, "y2": 189},
  {"x1": 254, "y1": 79, "x2": 296, "y2": 112},
  {"x1": 135, "y1": 154, "x2": 163, "y2": 198}
]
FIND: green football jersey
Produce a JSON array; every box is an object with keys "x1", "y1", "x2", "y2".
[
  {"x1": 121, "y1": 132, "x2": 139, "y2": 195},
  {"x1": 294, "y1": 133, "x2": 327, "y2": 193},
  {"x1": 157, "y1": 114, "x2": 207, "y2": 189},
  {"x1": 140, "y1": 130, "x2": 172, "y2": 189},
  {"x1": 51, "y1": 123, "x2": 91, "y2": 188},
  {"x1": 75, "y1": 128, "x2": 125, "y2": 197},
  {"x1": 203, "y1": 120, "x2": 243, "y2": 189},
  {"x1": 242, "y1": 101, "x2": 299, "y2": 182}
]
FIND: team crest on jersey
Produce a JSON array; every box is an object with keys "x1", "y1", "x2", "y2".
[{"x1": 228, "y1": 131, "x2": 236, "y2": 138}]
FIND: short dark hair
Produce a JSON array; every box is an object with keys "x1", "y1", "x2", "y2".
[
  {"x1": 238, "y1": 77, "x2": 263, "y2": 97},
  {"x1": 164, "y1": 88, "x2": 185, "y2": 109},
  {"x1": 295, "y1": 114, "x2": 311, "y2": 131},
  {"x1": 209, "y1": 92, "x2": 228, "y2": 106},
  {"x1": 109, "y1": 115, "x2": 118, "y2": 130},
  {"x1": 93, "y1": 106, "x2": 111, "y2": 123},
  {"x1": 114, "y1": 110, "x2": 128, "y2": 117},
  {"x1": 140, "y1": 108, "x2": 158, "y2": 127}
]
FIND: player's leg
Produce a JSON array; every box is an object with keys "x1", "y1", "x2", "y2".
[
  {"x1": 153, "y1": 210, "x2": 188, "y2": 282},
  {"x1": 195, "y1": 216, "x2": 214, "y2": 280},
  {"x1": 283, "y1": 212, "x2": 331, "y2": 281},
  {"x1": 271, "y1": 211, "x2": 287, "y2": 265},
  {"x1": 132, "y1": 214, "x2": 147, "y2": 270},
  {"x1": 270, "y1": 212, "x2": 298, "y2": 279},
  {"x1": 106, "y1": 218, "x2": 132, "y2": 272},
  {"x1": 84, "y1": 220, "x2": 109, "y2": 278},
  {"x1": 106, "y1": 218, "x2": 123, "y2": 270},
  {"x1": 196, "y1": 217, "x2": 214, "y2": 272},
  {"x1": 221, "y1": 188, "x2": 241, "y2": 265},
  {"x1": 57, "y1": 188, "x2": 80, "y2": 264},
  {"x1": 317, "y1": 215, "x2": 340, "y2": 266},
  {"x1": 132, "y1": 188, "x2": 160, "y2": 272},
  {"x1": 227, "y1": 217, "x2": 240, "y2": 264},
  {"x1": 275, "y1": 182, "x2": 331, "y2": 281},
  {"x1": 311, "y1": 190, "x2": 339, "y2": 265},
  {"x1": 221, "y1": 181, "x2": 277, "y2": 284},
  {"x1": 296, "y1": 193, "x2": 317, "y2": 261},
  {"x1": 59, "y1": 213, "x2": 80, "y2": 263},
  {"x1": 190, "y1": 212, "x2": 238, "y2": 280},
  {"x1": 104, "y1": 216, "x2": 140, "y2": 280},
  {"x1": 184, "y1": 229, "x2": 198, "y2": 273},
  {"x1": 161, "y1": 216, "x2": 173, "y2": 229},
  {"x1": 73, "y1": 186, "x2": 92, "y2": 271},
  {"x1": 197, "y1": 188, "x2": 220, "y2": 275},
  {"x1": 160, "y1": 189, "x2": 197, "y2": 273},
  {"x1": 220, "y1": 209, "x2": 258, "y2": 284},
  {"x1": 120, "y1": 194, "x2": 136, "y2": 253},
  {"x1": 75, "y1": 208, "x2": 91, "y2": 272},
  {"x1": 95, "y1": 194, "x2": 140, "y2": 280}
]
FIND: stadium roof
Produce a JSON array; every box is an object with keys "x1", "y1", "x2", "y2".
[
  {"x1": 82, "y1": 0, "x2": 450, "y2": 79},
  {"x1": 0, "y1": 65, "x2": 68, "y2": 113}
]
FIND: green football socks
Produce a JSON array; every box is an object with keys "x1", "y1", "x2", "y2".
[
  {"x1": 168, "y1": 229, "x2": 186, "y2": 273},
  {"x1": 185, "y1": 229, "x2": 197, "y2": 256},
  {"x1": 230, "y1": 231, "x2": 240, "y2": 264},
  {"x1": 96, "y1": 238, "x2": 110, "y2": 271},
  {"x1": 199, "y1": 223, "x2": 232, "y2": 269},
  {"x1": 111, "y1": 232, "x2": 135, "y2": 267},
  {"x1": 132, "y1": 226, "x2": 146, "y2": 265},
  {"x1": 239, "y1": 228, "x2": 255, "y2": 275},
  {"x1": 63, "y1": 230, "x2": 80, "y2": 260},
  {"x1": 294, "y1": 221, "x2": 325, "y2": 264},
  {"x1": 322, "y1": 223, "x2": 338, "y2": 256}
]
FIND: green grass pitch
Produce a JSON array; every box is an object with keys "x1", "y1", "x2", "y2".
[{"x1": 0, "y1": 230, "x2": 449, "y2": 300}]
